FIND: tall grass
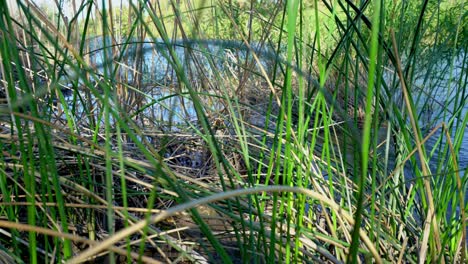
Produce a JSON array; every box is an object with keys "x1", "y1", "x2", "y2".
[{"x1": 0, "y1": 0, "x2": 466, "y2": 263}]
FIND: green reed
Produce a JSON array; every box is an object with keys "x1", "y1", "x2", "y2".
[{"x1": 0, "y1": 0, "x2": 465, "y2": 263}]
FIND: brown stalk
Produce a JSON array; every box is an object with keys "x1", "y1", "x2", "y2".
[
  {"x1": 390, "y1": 29, "x2": 442, "y2": 263},
  {"x1": 67, "y1": 186, "x2": 382, "y2": 264},
  {"x1": 0, "y1": 220, "x2": 161, "y2": 264}
]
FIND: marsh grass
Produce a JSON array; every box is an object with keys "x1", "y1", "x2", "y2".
[{"x1": 0, "y1": 0, "x2": 466, "y2": 263}]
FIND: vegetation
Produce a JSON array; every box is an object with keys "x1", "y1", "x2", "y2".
[{"x1": 0, "y1": 0, "x2": 466, "y2": 263}]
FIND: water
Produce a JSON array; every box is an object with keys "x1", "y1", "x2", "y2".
[
  {"x1": 414, "y1": 51, "x2": 468, "y2": 174},
  {"x1": 84, "y1": 38, "x2": 275, "y2": 85},
  {"x1": 62, "y1": 40, "x2": 467, "y2": 177},
  {"x1": 57, "y1": 38, "x2": 277, "y2": 128},
  {"x1": 392, "y1": 50, "x2": 468, "y2": 218}
]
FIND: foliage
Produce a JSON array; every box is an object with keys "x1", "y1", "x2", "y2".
[{"x1": 0, "y1": 0, "x2": 466, "y2": 263}]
